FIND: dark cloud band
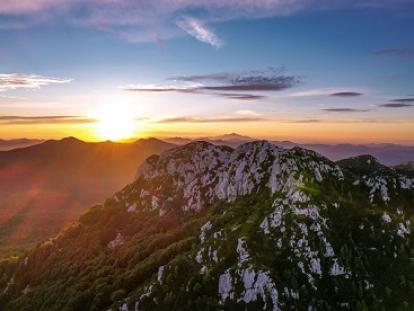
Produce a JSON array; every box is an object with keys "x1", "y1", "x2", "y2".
[
  {"x1": 156, "y1": 116, "x2": 266, "y2": 124},
  {"x1": 0, "y1": 115, "x2": 95, "y2": 125},
  {"x1": 322, "y1": 108, "x2": 370, "y2": 112},
  {"x1": 124, "y1": 68, "x2": 299, "y2": 100},
  {"x1": 391, "y1": 98, "x2": 414, "y2": 103},
  {"x1": 330, "y1": 92, "x2": 363, "y2": 97},
  {"x1": 378, "y1": 103, "x2": 413, "y2": 108}
]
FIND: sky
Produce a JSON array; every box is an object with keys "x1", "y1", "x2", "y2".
[{"x1": 0, "y1": 0, "x2": 413, "y2": 143}]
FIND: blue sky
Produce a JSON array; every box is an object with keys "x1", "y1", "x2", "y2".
[{"x1": 0, "y1": 1, "x2": 413, "y2": 143}]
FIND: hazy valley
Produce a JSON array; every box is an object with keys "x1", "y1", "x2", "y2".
[{"x1": 0, "y1": 137, "x2": 173, "y2": 256}]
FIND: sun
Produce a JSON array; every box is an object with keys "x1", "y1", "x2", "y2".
[{"x1": 95, "y1": 105, "x2": 136, "y2": 141}]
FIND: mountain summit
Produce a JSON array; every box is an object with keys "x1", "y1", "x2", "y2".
[{"x1": 0, "y1": 141, "x2": 413, "y2": 310}]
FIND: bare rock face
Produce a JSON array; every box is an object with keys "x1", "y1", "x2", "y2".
[{"x1": 132, "y1": 141, "x2": 344, "y2": 215}]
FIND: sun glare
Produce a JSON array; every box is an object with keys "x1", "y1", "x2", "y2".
[{"x1": 95, "y1": 104, "x2": 136, "y2": 141}]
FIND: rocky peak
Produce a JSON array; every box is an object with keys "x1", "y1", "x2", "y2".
[
  {"x1": 135, "y1": 141, "x2": 232, "y2": 180},
  {"x1": 128, "y1": 140, "x2": 343, "y2": 214}
]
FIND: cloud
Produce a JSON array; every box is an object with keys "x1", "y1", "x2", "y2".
[
  {"x1": 288, "y1": 88, "x2": 364, "y2": 98},
  {"x1": 378, "y1": 103, "x2": 413, "y2": 108},
  {"x1": 122, "y1": 84, "x2": 200, "y2": 93},
  {"x1": 176, "y1": 17, "x2": 223, "y2": 47},
  {"x1": 155, "y1": 115, "x2": 266, "y2": 124},
  {"x1": 0, "y1": 0, "x2": 409, "y2": 15},
  {"x1": 169, "y1": 72, "x2": 234, "y2": 83},
  {"x1": 330, "y1": 91, "x2": 363, "y2": 97},
  {"x1": 0, "y1": 115, "x2": 95, "y2": 125},
  {"x1": 0, "y1": 73, "x2": 72, "y2": 91},
  {"x1": 124, "y1": 68, "x2": 299, "y2": 98},
  {"x1": 322, "y1": 108, "x2": 370, "y2": 112},
  {"x1": 213, "y1": 93, "x2": 266, "y2": 100},
  {"x1": 377, "y1": 98, "x2": 414, "y2": 108},
  {"x1": 1, "y1": 1, "x2": 409, "y2": 44},
  {"x1": 373, "y1": 48, "x2": 414, "y2": 58},
  {"x1": 171, "y1": 68, "x2": 300, "y2": 91},
  {"x1": 391, "y1": 98, "x2": 414, "y2": 103},
  {"x1": 287, "y1": 118, "x2": 413, "y2": 124},
  {"x1": 0, "y1": 95, "x2": 28, "y2": 100},
  {"x1": 289, "y1": 119, "x2": 323, "y2": 123},
  {"x1": 235, "y1": 110, "x2": 261, "y2": 116},
  {"x1": 154, "y1": 115, "x2": 413, "y2": 125},
  {"x1": 288, "y1": 90, "x2": 327, "y2": 97}
]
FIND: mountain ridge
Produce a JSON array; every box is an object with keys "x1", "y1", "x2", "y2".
[{"x1": 0, "y1": 140, "x2": 413, "y2": 310}]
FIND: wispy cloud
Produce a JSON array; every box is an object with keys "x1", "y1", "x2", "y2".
[
  {"x1": 391, "y1": 98, "x2": 414, "y2": 103},
  {"x1": 176, "y1": 17, "x2": 223, "y2": 48},
  {"x1": 289, "y1": 119, "x2": 323, "y2": 123},
  {"x1": 0, "y1": 73, "x2": 72, "y2": 91},
  {"x1": 212, "y1": 93, "x2": 266, "y2": 100},
  {"x1": 235, "y1": 110, "x2": 261, "y2": 116},
  {"x1": 0, "y1": 95, "x2": 28, "y2": 100},
  {"x1": 154, "y1": 115, "x2": 413, "y2": 125},
  {"x1": 124, "y1": 68, "x2": 299, "y2": 98},
  {"x1": 373, "y1": 48, "x2": 414, "y2": 58},
  {"x1": 155, "y1": 115, "x2": 266, "y2": 124},
  {"x1": 322, "y1": 108, "x2": 370, "y2": 112},
  {"x1": 1, "y1": 1, "x2": 410, "y2": 16},
  {"x1": 1, "y1": 1, "x2": 408, "y2": 44},
  {"x1": 378, "y1": 103, "x2": 413, "y2": 108},
  {"x1": 377, "y1": 97, "x2": 414, "y2": 108},
  {"x1": 288, "y1": 118, "x2": 413, "y2": 124},
  {"x1": 289, "y1": 88, "x2": 364, "y2": 98},
  {"x1": 122, "y1": 85, "x2": 198, "y2": 93},
  {"x1": 0, "y1": 115, "x2": 95, "y2": 125},
  {"x1": 330, "y1": 91, "x2": 363, "y2": 97}
]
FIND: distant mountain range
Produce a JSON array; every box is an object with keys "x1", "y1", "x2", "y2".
[
  {"x1": 3, "y1": 133, "x2": 413, "y2": 165},
  {"x1": 0, "y1": 140, "x2": 412, "y2": 310},
  {"x1": 163, "y1": 133, "x2": 414, "y2": 165},
  {"x1": 0, "y1": 137, "x2": 173, "y2": 256},
  {"x1": 163, "y1": 133, "x2": 254, "y2": 147}
]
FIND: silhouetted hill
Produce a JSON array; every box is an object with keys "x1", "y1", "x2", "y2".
[
  {"x1": 0, "y1": 137, "x2": 174, "y2": 256},
  {"x1": 0, "y1": 139, "x2": 43, "y2": 151},
  {"x1": 393, "y1": 161, "x2": 414, "y2": 178}
]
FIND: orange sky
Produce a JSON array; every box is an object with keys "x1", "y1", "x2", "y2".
[{"x1": 2, "y1": 119, "x2": 413, "y2": 144}]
